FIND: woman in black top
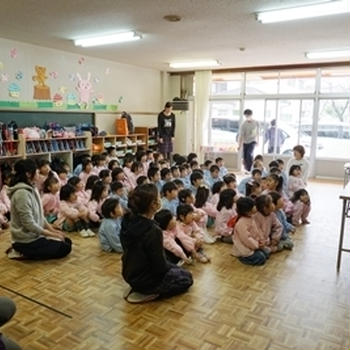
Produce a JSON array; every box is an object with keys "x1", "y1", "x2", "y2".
[
  {"x1": 157, "y1": 102, "x2": 176, "y2": 161},
  {"x1": 120, "y1": 184, "x2": 192, "y2": 302}
]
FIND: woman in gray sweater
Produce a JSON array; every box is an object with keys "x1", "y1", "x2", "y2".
[{"x1": 8, "y1": 159, "x2": 71, "y2": 260}]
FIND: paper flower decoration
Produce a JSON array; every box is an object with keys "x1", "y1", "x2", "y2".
[
  {"x1": 59, "y1": 86, "x2": 67, "y2": 94},
  {"x1": 68, "y1": 73, "x2": 76, "y2": 82},
  {"x1": 118, "y1": 96, "x2": 123, "y2": 103},
  {"x1": 15, "y1": 71, "x2": 23, "y2": 80},
  {"x1": 10, "y1": 48, "x2": 17, "y2": 59},
  {"x1": 78, "y1": 57, "x2": 85, "y2": 65},
  {"x1": 93, "y1": 76, "x2": 100, "y2": 83},
  {"x1": 92, "y1": 94, "x2": 104, "y2": 104},
  {"x1": 53, "y1": 93, "x2": 64, "y2": 107},
  {"x1": 66, "y1": 93, "x2": 78, "y2": 105},
  {"x1": 8, "y1": 82, "x2": 21, "y2": 98},
  {"x1": 0, "y1": 73, "x2": 9, "y2": 82},
  {"x1": 49, "y1": 71, "x2": 58, "y2": 79}
]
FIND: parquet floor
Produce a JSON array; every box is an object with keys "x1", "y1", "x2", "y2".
[{"x1": 0, "y1": 180, "x2": 349, "y2": 350}]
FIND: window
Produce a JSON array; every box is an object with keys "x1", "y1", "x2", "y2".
[
  {"x1": 316, "y1": 99, "x2": 350, "y2": 159},
  {"x1": 279, "y1": 70, "x2": 316, "y2": 94},
  {"x1": 209, "y1": 101, "x2": 240, "y2": 151},
  {"x1": 321, "y1": 68, "x2": 350, "y2": 94},
  {"x1": 245, "y1": 72, "x2": 278, "y2": 95},
  {"x1": 211, "y1": 73, "x2": 242, "y2": 95}
]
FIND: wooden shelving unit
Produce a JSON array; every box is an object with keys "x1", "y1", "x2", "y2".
[{"x1": 134, "y1": 127, "x2": 158, "y2": 151}]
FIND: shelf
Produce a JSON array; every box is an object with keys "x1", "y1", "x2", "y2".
[
  {"x1": 26, "y1": 136, "x2": 87, "y2": 141},
  {"x1": 26, "y1": 152, "x2": 50, "y2": 156},
  {"x1": 0, "y1": 155, "x2": 22, "y2": 159},
  {"x1": 1, "y1": 140, "x2": 19, "y2": 143}
]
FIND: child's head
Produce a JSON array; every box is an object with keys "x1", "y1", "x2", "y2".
[
  {"x1": 246, "y1": 180, "x2": 262, "y2": 198},
  {"x1": 178, "y1": 189, "x2": 194, "y2": 205},
  {"x1": 96, "y1": 154, "x2": 107, "y2": 167},
  {"x1": 136, "y1": 175, "x2": 148, "y2": 187},
  {"x1": 60, "y1": 184, "x2": 77, "y2": 202},
  {"x1": 82, "y1": 158, "x2": 93, "y2": 173},
  {"x1": 187, "y1": 153, "x2": 198, "y2": 163},
  {"x1": 68, "y1": 176, "x2": 84, "y2": 191},
  {"x1": 37, "y1": 159, "x2": 51, "y2": 176},
  {"x1": 209, "y1": 165, "x2": 220, "y2": 178},
  {"x1": 108, "y1": 159, "x2": 119, "y2": 171},
  {"x1": 236, "y1": 197, "x2": 256, "y2": 217},
  {"x1": 159, "y1": 160, "x2": 169, "y2": 169},
  {"x1": 162, "y1": 181, "x2": 178, "y2": 200},
  {"x1": 57, "y1": 167, "x2": 68, "y2": 182},
  {"x1": 254, "y1": 154, "x2": 263, "y2": 162},
  {"x1": 268, "y1": 160, "x2": 279, "y2": 170},
  {"x1": 146, "y1": 149, "x2": 154, "y2": 162},
  {"x1": 177, "y1": 204, "x2": 194, "y2": 224},
  {"x1": 128, "y1": 183, "x2": 160, "y2": 216},
  {"x1": 147, "y1": 167, "x2": 160, "y2": 182},
  {"x1": 266, "y1": 174, "x2": 283, "y2": 192},
  {"x1": 110, "y1": 181, "x2": 125, "y2": 197},
  {"x1": 1, "y1": 170, "x2": 13, "y2": 186},
  {"x1": 251, "y1": 168, "x2": 262, "y2": 181},
  {"x1": 131, "y1": 161, "x2": 143, "y2": 175},
  {"x1": 190, "y1": 160, "x2": 199, "y2": 170},
  {"x1": 153, "y1": 152, "x2": 163, "y2": 163},
  {"x1": 190, "y1": 171, "x2": 203, "y2": 187},
  {"x1": 293, "y1": 145, "x2": 305, "y2": 160},
  {"x1": 123, "y1": 155, "x2": 134, "y2": 168},
  {"x1": 173, "y1": 179, "x2": 185, "y2": 191},
  {"x1": 171, "y1": 166, "x2": 180, "y2": 179},
  {"x1": 276, "y1": 159, "x2": 284, "y2": 171},
  {"x1": 269, "y1": 167, "x2": 281, "y2": 175},
  {"x1": 194, "y1": 186, "x2": 210, "y2": 208},
  {"x1": 215, "y1": 157, "x2": 224, "y2": 168},
  {"x1": 260, "y1": 177, "x2": 267, "y2": 190},
  {"x1": 289, "y1": 165, "x2": 302, "y2": 177},
  {"x1": 217, "y1": 188, "x2": 236, "y2": 211},
  {"x1": 136, "y1": 150, "x2": 147, "y2": 163},
  {"x1": 223, "y1": 174, "x2": 236, "y2": 190},
  {"x1": 174, "y1": 155, "x2": 187, "y2": 166},
  {"x1": 62, "y1": 162, "x2": 70, "y2": 174},
  {"x1": 212, "y1": 180, "x2": 226, "y2": 194},
  {"x1": 253, "y1": 159, "x2": 263, "y2": 171},
  {"x1": 91, "y1": 180, "x2": 108, "y2": 202},
  {"x1": 255, "y1": 194, "x2": 274, "y2": 216},
  {"x1": 85, "y1": 175, "x2": 99, "y2": 191},
  {"x1": 179, "y1": 165, "x2": 188, "y2": 178},
  {"x1": 111, "y1": 167, "x2": 125, "y2": 182},
  {"x1": 102, "y1": 198, "x2": 123, "y2": 219},
  {"x1": 106, "y1": 146, "x2": 117, "y2": 158},
  {"x1": 291, "y1": 189, "x2": 310, "y2": 204},
  {"x1": 154, "y1": 209, "x2": 176, "y2": 231},
  {"x1": 160, "y1": 168, "x2": 172, "y2": 182},
  {"x1": 269, "y1": 191, "x2": 284, "y2": 210},
  {"x1": 204, "y1": 160, "x2": 213, "y2": 170},
  {"x1": 43, "y1": 174, "x2": 60, "y2": 194},
  {"x1": 99, "y1": 169, "x2": 112, "y2": 184}
]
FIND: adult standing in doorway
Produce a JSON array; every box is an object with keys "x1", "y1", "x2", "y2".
[
  {"x1": 238, "y1": 109, "x2": 259, "y2": 172},
  {"x1": 158, "y1": 102, "x2": 176, "y2": 161},
  {"x1": 265, "y1": 119, "x2": 287, "y2": 154}
]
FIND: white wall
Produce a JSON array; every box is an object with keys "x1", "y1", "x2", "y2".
[{"x1": 0, "y1": 37, "x2": 161, "y2": 113}]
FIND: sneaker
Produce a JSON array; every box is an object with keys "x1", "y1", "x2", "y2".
[
  {"x1": 6, "y1": 247, "x2": 25, "y2": 259},
  {"x1": 126, "y1": 292, "x2": 159, "y2": 304},
  {"x1": 177, "y1": 259, "x2": 185, "y2": 267},
  {"x1": 79, "y1": 229, "x2": 90, "y2": 238},
  {"x1": 86, "y1": 229, "x2": 96, "y2": 237}
]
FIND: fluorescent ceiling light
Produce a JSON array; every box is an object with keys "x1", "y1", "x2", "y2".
[
  {"x1": 74, "y1": 31, "x2": 141, "y2": 47},
  {"x1": 257, "y1": 1, "x2": 349, "y2": 23},
  {"x1": 169, "y1": 60, "x2": 220, "y2": 69},
  {"x1": 306, "y1": 49, "x2": 350, "y2": 59}
]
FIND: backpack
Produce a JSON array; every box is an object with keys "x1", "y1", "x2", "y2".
[{"x1": 121, "y1": 111, "x2": 134, "y2": 134}]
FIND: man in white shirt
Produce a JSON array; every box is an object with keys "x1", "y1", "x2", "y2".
[{"x1": 238, "y1": 109, "x2": 259, "y2": 172}]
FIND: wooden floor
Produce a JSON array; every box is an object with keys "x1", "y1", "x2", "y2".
[{"x1": 0, "y1": 180, "x2": 349, "y2": 350}]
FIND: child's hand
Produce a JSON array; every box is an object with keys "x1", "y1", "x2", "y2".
[{"x1": 290, "y1": 226, "x2": 296, "y2": 233}]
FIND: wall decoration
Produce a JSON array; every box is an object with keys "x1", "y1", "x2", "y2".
[
  {"x1": 15, "y1": 71, "x2": 23, "y2": 80},
  {"x1": 118, "y1": 96, "x2": 123, "y2": 103},
  {"x1": 53, "y1": 93, "x2": 64, "y2": 107},
  {"x1": 93, "y1": 76, "x2": 100, "y2": 84},
  {"x1": 59, "y1": 86, "x2": 67, "y2": 94},
  {"x1": 92, "y1": 93, "x2": 104, "y2": 104},
  {"x1": 0, "y1": 73, "x2": 9, "y2": 83},
  {"x1": 76, "y1": 72, "x2": 93, "y2": 108},
  {"x1": 9, "y1": 48, "x2": 17, "y2": 59},
  {"x1": 68, "y1": 73, "x2": 76, "y2": 82},
  {"x1": 8, "y1": 83, "x2": 21, "y2": 98},
  {"x1": 78, "y1": 57, "x2": 85, "y2": 65},
  {"x1": 32, "y1": 65, "x2": 51, "y2": 100},
  {"x1": 49, "y1": 71, "x2": 58, "y2": 79}
]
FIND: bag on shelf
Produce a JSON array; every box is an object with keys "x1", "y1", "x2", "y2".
[
  {"x1": 121, "y1": 111, "x2": 134, "y2": 134},
  {"x1": 116, "y1": 118, "x2": 128, "y2": 135}
]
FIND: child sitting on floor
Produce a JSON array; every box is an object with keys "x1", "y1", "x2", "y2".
[
  {"x1": 42, "y1": 174, "x2": 61, "y2": 224},
  {"x1": 154, "y1": 209, "x2": 194, "y2": 265},
  {"x1": 161, "y1": 182, "x2": 179, "y2": 216},
  {"x1": 88, "y1": 181, "x2": 108, "y2": 225},
  {"x1": 98, "y1": 198, "x2": 123, "y2": 253},
  {"x1": 232, "y1": 197, "x2": 269, "y2": 266},
  {"x1": 110, "y1": 181, "x2": 128, "y2": 210},
  {"x1": 287, "y1": 189, "x2": 311, "y2": 226}
]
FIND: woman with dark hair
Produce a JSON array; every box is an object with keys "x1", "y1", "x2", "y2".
[
  {"x1": 7, "y1": 159, "x2": 72, "y2": 260},
  {"x1": 120, "y1": 183, "x2": 193, "y2": 303},
  {"x1": 157, "y1": 101, "x2": 176, "y2": 161}
]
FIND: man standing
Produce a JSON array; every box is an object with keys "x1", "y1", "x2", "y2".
[
  {"x1": 238, "y1": 109, "x2": 259, "y2": 172},
  {"x1": 265, "y1": 119, "x2": 286, "y2": 154}
]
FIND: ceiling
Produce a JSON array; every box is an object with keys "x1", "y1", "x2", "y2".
[{"x1": 1, "y1": 0, "x2": 349, "y2": 71}]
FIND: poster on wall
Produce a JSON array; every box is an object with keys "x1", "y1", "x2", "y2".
[{"x1": 32, "y1": 65, "x2": 51, "y2": 100}]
